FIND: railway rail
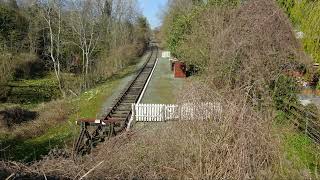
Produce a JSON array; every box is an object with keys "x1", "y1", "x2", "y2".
[{"x1": 74, "y1": 44, "x2": 158, "y2": 157}]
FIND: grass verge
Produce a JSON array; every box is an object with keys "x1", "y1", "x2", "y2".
[{"x1": 280, "y1": 127, "x2": 320, "y2": 176}]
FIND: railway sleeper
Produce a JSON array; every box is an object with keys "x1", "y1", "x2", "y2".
[
  {"x1": 127, "y1": 92, "x2": 141, "y2": 96},
  {"x1": 120, "y1": 103, "x2": 135, "y2": 106},
  {"x1": 111, "y1": 114, "x2": 128, "y2": 118},
  {"x1": 134, "y1": 79, "x2": 147, "y2": 82},
  {"x1": 130, "y1": 86, "x2": 144, "y2": 89},
  {"x1": 122, "y1": 101, "x2": 135, "y2": 104},
  {"x1": 116, "y1": 105, "x2": 132, "y2": 109},
  {"x1": 117, "y1": 108, "x2": 132, "y2": 112},
  {"x1": 113, "y1": 110, "x2": 131, "y2": 114},
  {"x1": 128, "y1": 88, "x2": 142, "y2": 91},
  {"x1": 123, "y1": 97, "x2": 138, "y2": 100},
  {"x1": 123, "y1": 98, "x2": 137, "y2": 102}
]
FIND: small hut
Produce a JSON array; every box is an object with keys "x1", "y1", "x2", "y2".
[{"x1": 170, "y1": 58, "x2": 186, "y2": 78}]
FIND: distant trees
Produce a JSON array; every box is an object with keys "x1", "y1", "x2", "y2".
[
  {"x1": 94, "y1": 0, "x2": 150, "y2": 79},
  {"x1": 8, "y1": 0, "x2": 18, "y2": 9},
  {"x1": 0, "y1": 3, "x2": 27, "y2": 99},
  {"x1": 135, "y1": 16, "x2": 150, "y2": 54},
  {"x1": 0, "y1": 4, "x2": 28, "y2": 52}
]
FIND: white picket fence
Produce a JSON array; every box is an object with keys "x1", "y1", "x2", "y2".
[
  {"x1": 162, "y1": 51, "x2": 171, "y2": 58},
  {"x1": 131, "y1": 102, "x2": 222, "y2": 122}
]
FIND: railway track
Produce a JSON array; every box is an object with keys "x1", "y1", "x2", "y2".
[{"x1": 74, "y1": 44, "x2": 158, "y2": 157}]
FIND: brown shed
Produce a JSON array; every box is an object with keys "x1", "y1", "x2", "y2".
[{"x1": 173, "y1": 61, "x2": 186, "y2": 78}]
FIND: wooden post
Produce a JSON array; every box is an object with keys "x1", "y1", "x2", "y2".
[
  {"x1": 132, "y1": 103, "x2": 136, "y2": 122},
  {"x1": 162, "y1": 105, "x2": 166, "y2": 122}
]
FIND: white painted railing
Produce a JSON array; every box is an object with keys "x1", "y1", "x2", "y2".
[
  {"x1": 131, "y1": 102, "x2": 222, "y2": 123},
  {"x1": 133, "y1": 104, "x2": 179, "y2": 122}
]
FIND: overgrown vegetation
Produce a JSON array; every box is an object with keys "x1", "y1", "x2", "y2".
[
  {"x1": 277, "y1": 0, "x2": 320, "y2": 63},
  {"x1": 158, "y1": 0, "x2": 320, "y2": 178},
  {"x1": 1, "y1": 0, "x2": 320, "y2": 179}
]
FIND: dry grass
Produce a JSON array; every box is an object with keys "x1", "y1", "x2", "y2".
[
  {"x1": 0, "y1": 91, "x2": 278, "y2": 179},
  {"x1": 0, "y1": 82, "x2": 282, "y2": 179},
  {"x1": 0, "y1": 100, "x2": 70, "y2": 140}
]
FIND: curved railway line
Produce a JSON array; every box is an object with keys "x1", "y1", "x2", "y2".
[{"x1": 74, "y1": 44, "x2": 158, "y2": 156}]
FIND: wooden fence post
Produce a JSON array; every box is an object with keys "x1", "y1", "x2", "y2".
[
  {"x1": 132, "y1": 103, "x2": 136, "y2": 122},
  {"x1": 162, "y1": 105, "x2": 166, "y2": 122}
]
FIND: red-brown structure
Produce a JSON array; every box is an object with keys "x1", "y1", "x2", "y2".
[{"x1": 173, "y1": 61, "x2": 186, "y2": 78}]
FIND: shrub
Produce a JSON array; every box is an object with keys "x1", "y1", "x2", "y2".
[
  {"x1": 95, "y1": 43, "x2": 140, "y2": 81},
  {"x1": 13, "y1": 53, "x2": 43, "y2": 79},
  {"x1": 271, "y1": 75, "x2": 299, "y2": 113},
  {"x1": 6, "y1": 78, "x2": 60, "y2": 104},
  {"x1": 0, "y1": 53, "x2": 14, "y2": 101},
  {"x1": 175, "y1": 0, "x2": 309, "y2": 111},
  {"x1": 2, "y1": 90, "x2": 278, "y2": 179},
  {"x1": 167, "y1": 7, "x2": 201, "y2": 57}
]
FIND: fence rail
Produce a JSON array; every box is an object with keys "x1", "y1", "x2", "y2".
[{"x1": 132, "y1": 102, "x2": 222, "y2": 122}]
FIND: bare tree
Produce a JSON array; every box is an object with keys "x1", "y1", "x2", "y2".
[
  {"x1": 68, "y1": 0, "x2": 102, "y2": 89},
  {"x1": 40, "y1": 0, "x2": 65, "y2": 97}
]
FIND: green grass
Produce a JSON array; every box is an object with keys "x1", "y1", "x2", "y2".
[
  {"x1": 274, "y1": 113, "x2": 320, "y2": 177},
  {"x1": 141, "y1": 56, "x2": 184, "y2": 104},
  {"x1": 11, "y1": 80, "x2": 122, "y2": 161},
  {"x1": 4, "y1": 75, "x2": 60, "y2": 105},
  {"x1": 9, "y1": 75, "x2": 58, "y2": 87},
  {"x1": 0, "y1": 79, "x2": 123, "y2": 162},
  {"x1": 0, "y1": 102, "x2": 38, "y2": 110},
  {"x1": 282, "y1": 129, "x2": 320, "y2": 173},
  {"x1": 0, "y1": 55, "x2": 148, "y2": 162}
]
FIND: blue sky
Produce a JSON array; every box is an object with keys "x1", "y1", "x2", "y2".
[{"x1": 138, "y1": 0, "x2": 168, "y2": 29}]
